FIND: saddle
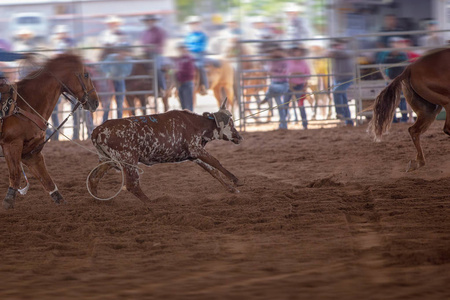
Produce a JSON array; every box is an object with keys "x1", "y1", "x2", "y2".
[
  {"x1": 0, "y1": 82, "x2": 17, "y2": 120},
  {"x1": 0, "y1": 81, "x2": 47, "y2": 134}
]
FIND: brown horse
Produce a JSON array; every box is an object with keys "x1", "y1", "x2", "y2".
[
  {"x1": 1, "y1": 53, "x2": 99, "y2": 209},
  {"x1": 194, "y1": 59, "x2": 235, "y2": 111},
  {"x1": 369, "y1": 47, "x2": 450, "y2": 172}
]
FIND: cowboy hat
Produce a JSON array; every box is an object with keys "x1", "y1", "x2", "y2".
[
  {"x1": 185, "y1": 15, "x2": 202, "y2": 24},
  {"x1": 104, "y1": 15, "x2": 123, "y2": 24},
  {"x1": 283, "y1": 3, "x2": 305, "y2": 13},
  {"x1": 54, "y1": 24, "x2": 69, "y2": 34}
]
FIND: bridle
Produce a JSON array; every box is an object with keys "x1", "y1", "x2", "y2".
[
  {"x1": 29, "y1": 71, "x2": 96, "y2": 155},
  {"x1": 62, "y1": 72, "x2": 96, "y2": 106}
]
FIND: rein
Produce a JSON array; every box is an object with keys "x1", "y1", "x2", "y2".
[{"x1": 29, "y1": 72, "x2": 93, "y2": 155}]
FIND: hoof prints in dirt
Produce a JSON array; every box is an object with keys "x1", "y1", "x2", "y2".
[{"x1": 307, "y1": 176, "x2": 343, "y2": 188}]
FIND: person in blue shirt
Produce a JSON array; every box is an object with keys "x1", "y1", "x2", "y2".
[
  {"x1": 101, "y1": 42, "x2": 133, "y2": 121},
  {"x1": 185, "y1": 16, "x2": 209, "y2": 96}
]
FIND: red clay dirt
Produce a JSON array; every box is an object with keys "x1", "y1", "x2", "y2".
[{"x1": 0, "y1": 122, "x2": 449, "y2": 299}]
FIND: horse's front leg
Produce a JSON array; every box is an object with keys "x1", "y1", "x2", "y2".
[
  {"x1": 22, "y1": 152, "x2": 64, "y2": 204},
  {"x1": 2, "y1": 143, "x2": 24, "y2": 209}
]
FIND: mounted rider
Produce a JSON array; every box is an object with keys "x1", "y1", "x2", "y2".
[{"x1": 140, "y1": 14, "x2": 167, "y2": 97}]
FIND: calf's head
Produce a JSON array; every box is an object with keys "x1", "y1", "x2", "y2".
[{"x1": 203, "y1": 98, "x2": 243, "y2": 144}]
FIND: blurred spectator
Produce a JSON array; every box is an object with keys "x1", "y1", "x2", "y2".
[
  {"x1": 0, "y1": 50, "x2": 27, "y2": 100},
  {"x1": 286, "y1": 44, "x2": 310, "y2": 129},
  {"x1": 185, "y1": 16, "x2": 209, "y2": 96},
  {"x1": 378, "y1": 14, "x2": 404, "y2": 48},
  {"x1": 99, "y1": 15, "x2": 126, "y2": 47},
  {"x1": 140, "y1": 14, "x2": 167, "y2": 96},
  {"x1": 101, "y1": 43, "x2": 133, "y2": 121},
  {"x1": 175, "y1": 43, "x2": 195, "y2": 111},
  {"x1": 247, "y1": 16, "x2": 273, "y2": 54},
  {"x1": 13, "y1": 29, "x2": 36, "y2": 52},
  {"x1": 377, "y1": 37, "x2": 409, "y2": 123},
  {"x1": 51, "y1": 25, "x2": 76, "y2": 54},
  {"x1": 401, "y1": 38, "x2": 420, "y2": 62},
  {"x1": 211, "y1": 15, "x2": 242, "y2": 57},
  {"x1": 328, "y1": 38, "x2": 354, "y2": 127},
  {"x1": 260, "y1": 44, "x2": 290, "y2": 130},
  {"x1": 283, "y1": 2, "x2": 310, "y2": 41},
  {"x1": 419, "y1": 20, "x2": 445, "y2": 48},
  {"x1": 0, "y1": 39, "x2": 11, "y2": 51}
]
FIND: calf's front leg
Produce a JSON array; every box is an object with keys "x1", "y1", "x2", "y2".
[{"x1": 194, "y1": 151, "x2": 241, "y2": 192}]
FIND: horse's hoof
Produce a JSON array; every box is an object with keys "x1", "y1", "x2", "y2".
[
  {"x1": 406, "y1": 160, "x2": 424, "y2": 172},
  {"x1": 50, "y1": 191, "x2": 65, "y2": 205},
  {"x1": 234, "y1": 179, "x2": 244, "y2": 187},
  {"x1": 2, "y1": 198, "x2": 14, "y2": 209}
]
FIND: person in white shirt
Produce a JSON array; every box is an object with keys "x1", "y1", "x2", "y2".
[{"x1": 99, "y1": 15, "x2": 126, "y2": 47}]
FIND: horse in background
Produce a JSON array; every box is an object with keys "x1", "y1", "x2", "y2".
[
  {"x1": 1, "y1": 53, "x2": 99, "y2": 209},
  {"x1": 369, "y1": 47, "x2": 450, "y2": 172},
  {"x1": 193, "y1": 58, "x2": 236, "y2": 111}
]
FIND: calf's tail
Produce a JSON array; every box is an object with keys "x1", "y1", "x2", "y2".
[{"x1": 91, "y1": 127, "x2": 111, "y2": 161}]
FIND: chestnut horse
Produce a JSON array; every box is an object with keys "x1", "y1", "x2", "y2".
[
  {"x1": 1, "y1": 53, "x2": 99, "y2": 209},
  {"x1": 369, "y1": 47, "x2": 450, "y2": 172}
]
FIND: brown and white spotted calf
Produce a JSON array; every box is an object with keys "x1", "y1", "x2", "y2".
[{"x1": 89, "y1": 99, "x2": 243, "y2": 201}]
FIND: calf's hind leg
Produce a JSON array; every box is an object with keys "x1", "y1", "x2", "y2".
[
  {"x1": 124, "y1": 166, "x2": 150, "y2": 202},
  {"x1": 88, "y1": 162, "x2": 113, "y2": 197}
]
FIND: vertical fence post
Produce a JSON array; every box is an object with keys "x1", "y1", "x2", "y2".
[
  {"x1": 237, "y1": 40, "x2": 244, "y2": 132},
  {"x1": 152, "y1": 54, "x2": 159, "y2": 113}
]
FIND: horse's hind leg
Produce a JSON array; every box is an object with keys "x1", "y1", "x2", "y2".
[
  {"x1": 21, "y1": 152, "x2": 64, "y2": 204},
  {"x1": 404, "y1": 87, "x2": 442, "y2": 172},
  {"x1": 124, "y1": 166, "x2": 150, "y2": 202},
  {"x1": 2, "y1": 143, "x2": 23, "y2": 209}
]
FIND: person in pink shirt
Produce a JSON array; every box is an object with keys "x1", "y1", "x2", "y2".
[{"x1": 286, "y1": 44, "x2": 311, "y2": 129}]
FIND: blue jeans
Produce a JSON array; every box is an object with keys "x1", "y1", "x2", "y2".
[
  {"x1": 178, "y1": 81, "x2": 194, "y2": 111},
  {"x1": 393, "y1": 96, "x2": 408, "y2": 123},
  {"x1": 290, "y1": 84, "x2": 308, "y2": 129},
  {"x1": 193, "y1": 52, "x2": 208, "y2": 89},
  {"x1": 103, "y1": 80, "x2": 125, "y2": 122},
  {"x1": 154, "y1": 54, "x2": 167, "y2": 92},
  {"x1": 333, "y1": 78, "x2": 354, "y2": 126},
  {"x1": 265, "y1": 82, "x2": 289, "y2": 129}
]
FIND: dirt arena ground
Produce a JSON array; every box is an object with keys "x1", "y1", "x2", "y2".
[{"x1": 0, "y1": 121, "x2": 449, "y2": 299}]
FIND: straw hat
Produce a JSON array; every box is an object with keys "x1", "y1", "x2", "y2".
[
  {"x1": 251, "y1": 16, "x2": 267, "y2": 24},
  {"x1": 224, "y1": 15, "x2": 237, "y2": 23},
  {"x1": 54, "y1": 24, "x2": 69, "y2": 34},
  {"x1": 185, "y1": 15, "x2": 202, "y2": 24},
  {"x1": 104, "y1": 15, "x2": 123, "y2": 24},
  {"x1": 283, "y1": 3, "x2": 304, "y2": 13}
]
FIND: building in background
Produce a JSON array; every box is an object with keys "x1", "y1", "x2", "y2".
[{"x1": 0, "y1": 0, "x2": 176, "y2": 46}]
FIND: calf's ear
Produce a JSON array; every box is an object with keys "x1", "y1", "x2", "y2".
[{"x1": 203, "y1": 112, "x2": 215, "y2": 120}]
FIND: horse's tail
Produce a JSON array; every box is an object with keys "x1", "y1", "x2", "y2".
[{"x1": 368, "y1": 67, "x2": 411, "y2": 141}]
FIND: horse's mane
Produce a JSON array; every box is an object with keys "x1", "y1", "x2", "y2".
[{"x1": 19, "y1": 53, "x2": 84, "y2": 82}]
